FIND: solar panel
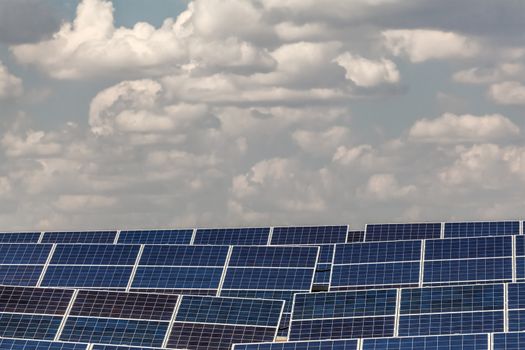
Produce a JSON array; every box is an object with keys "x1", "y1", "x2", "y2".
[
  {"x1": 194, "y1": 228, "x2": 270, "y2": 245},
  {"x1": 0, "y1": 265, "x2": 43, "y2": 286},
  {"x1": 0, "y1": 285, "x2": 73, "y2": 315},
  {"x1": 0, "y1": 243, "x2": 52, "y2": 264},
  {"x1": 347, "y1": 231, "x2": 365, "y2": 243},
  {"x1": 118, "y1": 229, "x2": 193, "y2": 244},
  {"x1": 42, "y1": 231, "x2": 117, "y2": 244},
  {"x1": 0, "y1": 338, "x2": 87, "y2": 350},
  {"x1": 233, "y1": 338, "x2": 359, "y2": 350},
  {"x1": 289, "y1": 289, "x2": 397, "y2": 340},
  {"x1": 365, "y1": 223, "x2": 441, "y2": 241},
  {"x1": 138, "y1": 245, "x2": 229, "y2": 266},
  {"x1": 0, "y1": 232, "x2": 41, "y2": 243},
  {"x1": 331, "y1": 241, "x2": 421, "y2": 290},
  {"x1": 444, "y1": 221, "x2": 519, "y2": 238},
  {"x1": 229, "y1": 246, "x2": 318, "y2": 268},
  {"x1": 508, "y1": 283, "x2": 525, "y2": 331},
  {"x1": 398, "y1": 284, "x2": 504, "y2": 336},
  {"x1": 494, "y1": 332, "x2": 525, "y2": 349},
  {"x1": 270, "y1": 226, "x2": 348, "y2": 245},
  {"x1": 41, "y1": 266, "x2": 132, "y2": 288},
  {"x1": 0, "y1": 314, "x2": 62, "y2": 340},
  {"x1": 50, "y1": 245, "x2": 140, "y2": 265},
  {"x1": 362, "y1": 334, "x2": 489, "y2": 349}
]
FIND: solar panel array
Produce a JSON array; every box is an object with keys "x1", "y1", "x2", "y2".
[{"x1": 1, "y1": 220, "x2": 525, "y2": 349}]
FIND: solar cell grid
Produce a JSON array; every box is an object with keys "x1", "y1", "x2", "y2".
[
  {"x1": 0, "y1": 243, "x2": 52, "y2": 264},
  {"x1": 347, "y1": 231, "x2": 365, "y2": 243},
  {"x1": 365, "y1": 223, "x2": 441, "y2": 241},
  {"x1": 219, "y1": 290, "x2": 296, "y2": 312},
  {"x1": 229, "y1": 246, "x2": 319, "y2": 268},
  {"x1": 424, "y1": 236, "x2": 512, "y2": 260},
  {"x1": 362, "y1": 334, "x2": 488, "y2": 350},
  {"x1": 194, "y1": 228, "x2": 270, "y2": 245},
  {"x1": 494, "y1": 332, "x2": 525, "y2": 350},
  {"x1": 444, "y1": 221, "x2": 519, "y2": 238},
  {"x1": 423, "y1": 258, "x2": 512, "y2": 285},
  {"x1": 233, "y1": 339, "x2": 359, "y2": 350},
  {"x1": 131, "y1": 266, "x2": 223, "y2": 289},
  {"x1": 330, "y1": 262, "x2": 420, "y2": 290},
  {"x1": 41, "y1": 265, "x2": 132, "y2": 288},
  {"x1": 0, "y1": 232, "x2": 41, "y2": 243},
  {"x1": 0, "y1": 265, "x2": 43, "y2": 286},
  {"x1": 0, "y1": 338, "x2": 87, "y2": 350},
  {"x1": 175, "y1": 295, "x2": 283, "y2": 327},
  {"x1": 69, "y1": 290, "x2": 178, "y2": 321},
  {"x1": 0, "y1": 313, "x2": 62, "y2": 340},
  {"x1": 223, "y1": 267, "x2": 314, "y2": 290},
  {"x1": 138, "y1": 245, "x2": 229, "y2": 266},
  {"x1": 0, "y1": 285, "x2": 74, "y2": 315},
  {"x1": 314, "y1": 263, "x2": 331, "y2": 284},
  {"x1": 334, "y1": 241, "x2": 421, "y2": 264},
  {"x1": 118, "y1": 229, "x2": 193, "y2": 244},
  {"x1": 50, "y1": 245, "x2": 140, "y2": 265},
  {"x1": 42, "y1": 231, "x2": 117, "y2": 244},
  {"x1": 270, "y1": 226, "x2": 348, "y2": 245}
]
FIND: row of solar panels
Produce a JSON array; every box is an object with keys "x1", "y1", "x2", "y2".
[
  {"x1": 0, "y1": 285, "x2": 283, "y2": 350},
  {"x1": 0, "y1": 220, "x2": 521, "y2": 245},
  {"x1": 4, "y1": 332, "x2": 525, "y2": 350}
]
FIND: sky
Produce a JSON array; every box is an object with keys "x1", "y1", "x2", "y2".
[{"x1": 0, "y1": 0, "x2": 524, "y2": 230}]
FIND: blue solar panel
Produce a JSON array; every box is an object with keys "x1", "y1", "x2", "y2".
[
  {"x1": 508, "y1": 283, "x2": 525, "y2": 309},
  {"x1": 0, "y1": 339, "x2": 87, "y2": 350},
  {"x1": 0, "y1": 244, "x2": 52, "y2": 264},
  {"x1": 223, "y1": 267, "x2": 314, "y2": 290},
  {"x1": 347, "y1": 231, "x2": 365, "y2": 243},
  {"x1": 131, "y1": 266, "x2": 223, "y2": 289},
  {"x1": 118, "y1": 229, "x2": 193, "y2": 244},
  {"x1": 362, "y1": 334, "x2": 488, "y2": 350},
  {"x1": 91, "y1": 346, "x2": 165, "y2": 350},
  {"x1": 423, "y1": 258, "x2": 512, "y2": 284},
  {"x1": 194, "y1": 227, "x2": 270, "y2": 245},
  {"x1": 365, "y1": 223, "x2": 441, "y2": 241},
  {"x1": 0, "y1": 265, "x2": 43, "y2": 286},
  {"x1": 316, "y1": 245, "x2": 335, "y2": 264},
  {"x1": 331, "y1": 262, "x2": 420, "y2": 289},
  {"x1": 494, "y1": 332, "x2": 525, "y2": 349},
  {"x1": 50, "y1": 245, "x2": 140, "y2": 265},
  {"x1": 293, "y1": 289, "x2": 397, "y2": 320},
  {"x1": 219, "y1": 290, "x2": 296, "y2": 312},
  {"x1": 314, "y1": 263, "x2": 331, "y2": 284},
  {"x1": 444, "y1": 221, "x2": 519, "y2": 238},
  {"x1": 289, "y1": 317, "x2": 395, "y2": 340},
  {"x1": 0, "y1": 285, "x2": 74, "y2": 315},
  {"x1": 425, "y1": 236, "x2": 512, "y2": 260},
  {"x1": 229, "y1": 246, "x2": 318, "y2": 268},
  {"x1": 233, "y1": 339, "x2": 359, "y2": 350},
  {"x1": 59, "y1": 317, "x2": 168, "y2": 347},
  {"x1": 271, "y1": 226, "x2": 347, "y2": 245},
  {"x1": 514, "y1": 236, "x2": 525, "y2": 256},
  {"x1": 0, "y1": 232, "x2": 41, "y2": 243},
  {"x1": 334, "y1": 241, "x2": 421, "y2": 264},
  {"x1": 41, "y1": 266, "x2": 132, "y2": 288},
  {"x1": 42, "y1": 231, "x2": 117, "y2": 243},
  {"x1": 139, "y1": 245, "x2": 228, "y2": 266},
  {"x1": 0, "y1": 313, "x2": 62, "y2": 340},
  {"x1": 175, "y1": 296, "x2": 283, "y2": 327}
]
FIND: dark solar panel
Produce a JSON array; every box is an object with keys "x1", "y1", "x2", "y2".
[
  {"x1": 118, "y1": 229, "x2": 193, "y2": 244},
  {"x1": 0, "y1": 313, "x2": 62, "y2": 340},
  {"x1": 223, "y1": 268, "x2": 314, "y2": 290},
  {"x1": 331, "y1": 262, "x2": 420, "y2": 290},
  {"x1": 271, "y1": 226, "x2": 347, "y2": 245},
  {"x1": 0, "y1": 265, "x2": 43, "y2": 286},
  {"x1": 347, "y1": 231, "x2": 365, "y2": 243},
  {"x1": 289, "y1": 317, "x2": 395, "y2": 340},
  {"x1": 314, "y1": 263, "x2": 331, "y2": 284},
  {"x1": 229, "y1": 246, "x2": 318, "y2": 268},
  {"x1": 0, "y1": 232, "x2": 41, "y2": 243},
  {"x1": 41, "y1": 266, "x2": 132, "y2": 288},
  {"x1": 362, "y1": 334, "x2": 488, "y2": 350},
  {"x1": 59, "y1": 317, "x2": 168, "y2": 347},
  {"x1": 423, "y1": 258, "x2": 512, "y2": 285},
  {"x1": 334, "y1": 241, "x2": 421, "y2": 264},
  {"x1": 0, "y1": 338, "x2": 87, "y2": 350},
  {"x1": 176, "y1": 296, "x2": 283, "y2": 327},
  {"x1": 42, "y1": 231, "x2": 117, "y2": 244},
  {"x1": 70, "y1": 290, "x2": 178, "y2": 321},
  {"x1": 0, "y1": 285, "x2": 74, "y2": 315},
  {"x1": 494, "y1": 332, "x2": 525, "y2": 349},
  {"x1": 365, "y1": 223, "x2": 441, "y2": 241},
  {"x1": 50, "y1": 244, "x2": 140, "y2": 265},
  {"x1": 139, "y1": 245, "x2": 228, "y2": 266},
  {"x1": 194, "y1": 228, "x2": 270, "y2": 245},
  {"x1": 425, "y1": 236, "x2": 512, "y2": 260},
  {"x1": 233, "y1": 339, "x2": 359, "y2": 350},
  {"x1": 131, "y1": 266, "x2": 223, "y2": 289},
  {"x1": 0, "y1": 244, "x2": 51, "y2": 264},
  {"x1": 444, "y1": 221, "x2": 519, "y2": 238}
]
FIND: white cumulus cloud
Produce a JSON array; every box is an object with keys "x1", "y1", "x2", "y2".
[
  {"x1": 334, "y1": 52, "x2": 400, "y2": 87},
  {"x1": 0, "y1": 61, "x2": 23, "y2": 99},
  {"x1": 488, "y1": 81, "x2": 525, "y2": 105}
]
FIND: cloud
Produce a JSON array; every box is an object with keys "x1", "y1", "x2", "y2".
[
  {"x1": 53, "y1": 194, "x2": 117, "y2": 213},
  {"x1": 292, "y1": 126, "x2": 350, "y2": 155},
  {"x1": 453, "y1": 63, "x2": 524, "y2": 84},
  {"x1": 334, "y1": 53, "x2": 400, "y2": 87},
  {"x1": 2, "y1": 130, "x2": 62, "y2": 157},
  {"x1": 488, "y1": 81, "x2": 525, "y2": 105},
  {"x1": 0, "y1": 61, "x2": 23, "y2": 99},
  {"x1": 408, "y1": 113, "x2": 519, "y2": 143},
  {"x1": 382, "y1": 29, "x2": 479, "y2": 62},
  {"x1": 360, "y1": 173, "x2": 416, "y2": 201}
]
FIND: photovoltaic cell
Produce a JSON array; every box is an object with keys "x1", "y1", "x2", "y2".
[
  {"x1": 330, "y1": 262, "x2": 420, "y2": 289},
  {"x1": 424, "y1": 236, "x2": 512, "y2": 260},
  {"x1": 233, "y1": 339, "x2": 359, "y2": 350},
  {"x1": 118, "y1": 229, "x2": 193, "y2": 244},
  {"x1": 59, "y1": 317, "x2": 168, "y2": 347},
  {"x1": 334, "y1": 241, "x2": 421, "y2": 264},
  {"x1": 314, "y1": 263, "x2": 331, "y2": 284},
  {"x1": 270, "y1": 226, "x2": 347, "y2": 245},
  {"x1": 229, "y1": 246, "x2": 318, "y2": 268},
  {"x1": 423, "y1": 258, "x2": 512, "y2": 284},
  {"x1": 139, "y1": 245, "x2": 228, "y2": 266},
  {"x1": 0, "y1": 313, "x2": 62, "y2": 340},
  {"x1": 0, "y1": 338, "x2": 87, "y2": 350},
  {"x1": 42, "y1": 231, "x2": 117, "y2": 244},
  {"x1": 50, "y1": 245, "x2": 140, "y2": 265},
  {"x1": 0, "y1": 244, "x2": 52, "y2": 264},
  {"x1": 194, "y1": 228, "x2": 270, "y2": 245},
  {"x1": 168, "y1": 323, "x2": 277, "y2": 350},
  {"x1": 70, "y1": 290, "x2": 178, "y2": 321},
  {"x1": 347, "y1": 231, "x2": 365, "y2": 243},
  {"x1": 219, "y1": 290, "x2": 296, "y2": 312},
  {"x1": 494, "y1": 332, "x2": 525, "y2": 350},
  {"x1": 365, "y1": 223, "x2": 441, "y2": 241},
  {"x1": 223, "y1": 268, "x2": 314, "y2": 290},
  {"x1": 0, "y1": 232, "x2": 41, "y2": 243},
  {"x1": 131, "y1": 266, "x2": 223, "y2": 289},
  {"x1": 362, "y1": 334, "x2": 488, "y2": 350},
  {"x1": 289, "y1": 317, "x2": 395, "y2": 340},
  {"x1": 0, "y1": 285, "x2": 74, "y2": 315},
  {"x1": 293, "y1": 289, "x2": 397, "y2": 320},
  {"x1": 0, "y1": 265, "x2": 43, "y2": 286},
  {"x1": 41, "y1": 266, "x2": 132, "y2": 288},
  {"x1": 175, "y1": 296, "x2": 283, "y2": 327},
  {"x1": 444, "y1": 221, "x2": 519, "y2": 238}
]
